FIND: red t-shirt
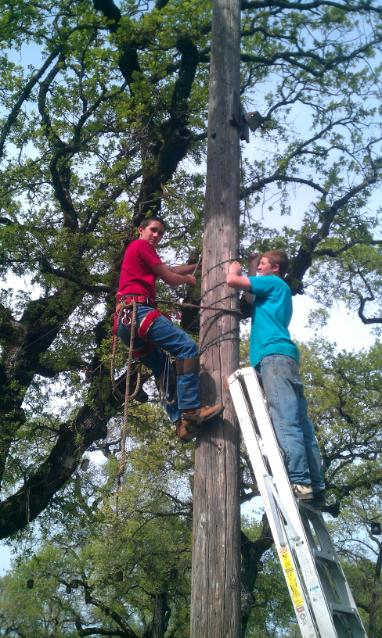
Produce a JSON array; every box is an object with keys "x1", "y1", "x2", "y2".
[{"x1": 117, "y1": 239, "x2": 163, "y2": 302}]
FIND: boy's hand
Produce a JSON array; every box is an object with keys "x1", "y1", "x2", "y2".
[
  {"x1": 227, "y1": 261, "x2": 251, "y2": 290},
  {"x1": 228, "y1": 261, "x2": 242, "y2": 276},
  {"x1": 185, "y1": 274, "x2": 197, "y2": 286}
]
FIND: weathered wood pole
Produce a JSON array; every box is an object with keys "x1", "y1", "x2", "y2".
[{"x1": 190, "y1": 0, "x2": 242, "y2": 636}]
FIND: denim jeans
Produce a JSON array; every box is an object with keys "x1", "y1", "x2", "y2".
[
  {"x1": 117, "y1": 304, "x2": 200, "y2": 422},
  {"x1": 257, "y1": 355, "x2": 325, "y2": 491}
]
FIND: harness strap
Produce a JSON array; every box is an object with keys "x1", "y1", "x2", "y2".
[
  {"x1": 175, "y1": 356, "x2": 200, "y2": 375},
  {"x1": 137, "y1": 309, "x2": 163, "y2": 339},
  {"x1": 116, "y1": 305, "x2": 172, "y2": 360},
  {"x1": 116, "y1": 293, "x2": 156, "y2": 306}
]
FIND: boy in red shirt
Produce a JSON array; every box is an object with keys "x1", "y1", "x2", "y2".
[{"x1": 116, "y1": 216, "x2": 223, "y2": 441}]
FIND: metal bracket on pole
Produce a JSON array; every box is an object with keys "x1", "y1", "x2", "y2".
[{"x1": 230, "y1": 91, "x2": 250, "y2": 142}]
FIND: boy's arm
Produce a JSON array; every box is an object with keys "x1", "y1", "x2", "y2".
[
  {"x1": 169, "y1": 263, "x2": 197, "y2": 275},
  {"x1": 152, "y1": 262, "x2": 196, "y2": 287},
  {"x1": 137, "y1": 242, "x2": 196, "y2": 287},
  {"x1": 227, "y1": 261, "x2": 251, "y2": 290}
]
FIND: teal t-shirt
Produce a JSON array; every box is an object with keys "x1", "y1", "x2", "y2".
[{"x1": 248, "y1": 275, "x2": 299, "y2": 368}]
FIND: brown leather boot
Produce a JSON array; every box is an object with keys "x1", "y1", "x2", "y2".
[
  {"x1": 175, "y1": 404, "x2": 224, "y2": 442},
  {"x1": 175, "y1": 420, "x2": 198, "y2": 442}
]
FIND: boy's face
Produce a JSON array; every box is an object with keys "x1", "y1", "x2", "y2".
[
  {"x1": 138, "y1": 221, "x2": 165, "y2": 247},
  {"x1": 257, "y1": 256, "x2": 279, "y2": 276}
]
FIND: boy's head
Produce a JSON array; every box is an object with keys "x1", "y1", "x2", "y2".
[
  {"x1": 258, "y1": 250, "x2": 289, "y2": 278},
  {"x1": 138, "y1": 216, "x2": 166, "y2": 247},
  {"x1": 138, "y1": 215, "x2": 167, "y2": 231}
]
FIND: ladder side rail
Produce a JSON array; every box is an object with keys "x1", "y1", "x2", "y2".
[
  {"x1": 238, "y1": 367, "x2": 308, "y2": 526},
  {"x1": 299, "y1": 510, "x2": 347, "y2": 606},
  {"x1": 230, "y1": 370, "x2": 341, "y2": 638},
  {"x1": 229, "y1": 374, "x2": 320, "y2": 638},
  {"x1": 299, "y1": 498, "x2": 367, "y2": 634},
  {"x1": 301, "y1": 509, "x2": 361, "y2": 612},
  {"x1": 231, "y1": 368, "x2": 368, "y2": 638}
]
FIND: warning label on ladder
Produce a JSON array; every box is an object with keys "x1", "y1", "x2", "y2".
[{"x1": 280, "y1": 547, "x2": 304, "y2": 608}]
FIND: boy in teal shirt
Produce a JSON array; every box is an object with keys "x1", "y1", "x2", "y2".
[{"x1": 227, "y1": 250, "x2": 325, "y2": 504}]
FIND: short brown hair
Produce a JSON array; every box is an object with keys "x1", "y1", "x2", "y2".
[
  {"x1": 262, "y1": 250, "x2": 289, "y2": 277},
  {"x1": 138, "y1": 216, "x2": 167, "y2": 231}
]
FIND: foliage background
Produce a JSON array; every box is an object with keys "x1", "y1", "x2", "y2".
[{"x1": 0, "y1": 0, "x2": 381, "y2": 635}]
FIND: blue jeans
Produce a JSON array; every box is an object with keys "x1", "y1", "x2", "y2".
[
  {"x1": 257, "y1": 355, "x2": 325, "y2": 491},
  {"x1": 117, "y1": 305, "x2": 200, "y2": 422}
]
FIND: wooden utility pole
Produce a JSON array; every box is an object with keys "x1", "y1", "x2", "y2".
[{"x1": 190, "y1": 0, "x2": 242, "y2": 636}]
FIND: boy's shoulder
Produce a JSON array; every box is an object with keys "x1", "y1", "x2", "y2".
[
  {"x1": 128, "y1": 239, "x2": 157, "y2": 256},
  {"x1": 249, "y1": 274, "x2": 289, "y2": 291}
]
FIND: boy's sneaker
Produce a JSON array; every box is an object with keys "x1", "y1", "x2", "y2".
[
  {"x1": 312, "y1": 490, "x2": 326, "y2": 509},
  {"x1": 175, "y1": 404, "x2": 224, "y2": 442},
  {"x1": 292, "y1": 484, "x2": 314, "y2": 501}
]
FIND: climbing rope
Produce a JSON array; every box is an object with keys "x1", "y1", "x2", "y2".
[
  {"x1": 156, "y1": 297, "x2": 240, "y2": 316},
  {"x1": 110, "y1": 301, "x2": 142, "y2": 402},
  {"x1": 157, "y1": 352, "x2": 176, "y2": 406},
  {"x1": 110, "y1": 300, "x2": 145, "y2": 486},
  {"x1": 117, "y1": 299, "x2": 137, "y2": 485}
]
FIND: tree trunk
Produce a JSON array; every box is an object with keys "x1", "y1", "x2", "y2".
[
  {"x1": 151, "y1": 592, "x2": 170, "y2": 638},
  {"x1": 190, "y1": 0, "x2": 242, "y2": 636}
]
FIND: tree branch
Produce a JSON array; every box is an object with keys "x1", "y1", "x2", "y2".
[
  {"x1": 315, "y1": 239, "x2": 382, "y2": 258},
  {"x1": 0, "y1": 47, "x2": 60, "y2": 159},
  {"x1": 37, "y1": 254, "x2": 110, "y2": 293},
  {"x1": 93, "y1": 0, "x2": 141, "y2": 85},
  {"x1": 0, "y1": 395, "x2": 109, "y2": 539},
  {"x1": 349, "y1": 269, "x2": 382, "y2": 324},
  {"x1": 290, "y1": 168, "x2": 382, "y2": 291},
  {"x1": 242, "y1": 0, "x2": 382, "y2": 16},
  {"x1": 37, "y1": 54, "x2": 80, "y2": 230},
  {"x1": 135, "y1": 35, "x2": 199, "y2": 221}
]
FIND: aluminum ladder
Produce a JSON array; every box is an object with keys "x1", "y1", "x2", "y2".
[{"x1": 228, "y1": 367, "x2": 367, "y2": 638}]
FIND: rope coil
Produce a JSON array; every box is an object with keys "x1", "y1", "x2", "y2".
[
  {"x1": 110, "y1": 302, "x2": 142, "y2": 402},
  {"x1": 118, "y1": 300, "x2": 137, "y2": 483},
  {"x1": 110, "y1": 301, "x2": 142, "y2": 485}
]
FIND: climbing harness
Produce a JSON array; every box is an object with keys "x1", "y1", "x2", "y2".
[
  {"x1": 110, "y1": 301, "x2": 142, "y2": 401},
  {"x1": 137, "y1": 308, "x2": 163, "y2": 340},
  {"x1": 111, "y1": 296, "x2": 176, "y2": 483},
  {"x1": 112, "y1": 284, "x2": 242, "y2": 485}
]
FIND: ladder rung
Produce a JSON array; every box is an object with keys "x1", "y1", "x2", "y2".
[
  {"x1": 313, "y1": 549, "x2": 338, "y2": 564},
  {"x1": 330, "y1": 602, "x2": 358, "y2": 616}
]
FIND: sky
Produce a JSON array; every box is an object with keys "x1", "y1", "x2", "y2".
[
  {"x1": 0, "y1": 545, "x2": 11, "y2": 575},
  {"x1": 290, "y1": 294, "x2": 376, "y2": 351}
]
